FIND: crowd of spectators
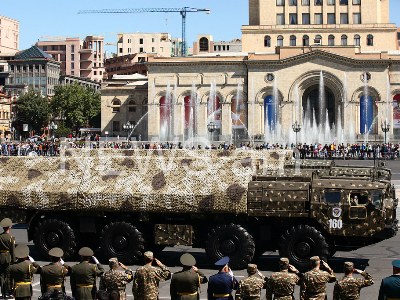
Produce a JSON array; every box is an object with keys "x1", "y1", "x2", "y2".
[{"x1": 0, "y1": 138, "x2": 398, "y2": 160}]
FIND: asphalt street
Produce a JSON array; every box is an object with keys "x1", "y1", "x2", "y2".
[{"x1": 8, "y1": 158, "x2": 400, "y2": 299}]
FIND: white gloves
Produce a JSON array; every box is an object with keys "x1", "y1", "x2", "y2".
[{"x1": 92, "y1": 256, "x2": 100, "y2": 264}]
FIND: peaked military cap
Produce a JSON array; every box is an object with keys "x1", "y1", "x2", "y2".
[
  {"x1": 15, "y1": 244, "x2": 29, "y2": 259},
  {"x1": 247, "y1": 264, "x2": 257, "y2": 274},
  {"x1": 78, "y1": 247, "x2": 94, "y2": 257},
  {"x1": 180, "y1": 253, "x2": 196, "y2": 267},
  {"x1": 215, "y1": 256, "x2": 230, "y2": 266},
  {"x1": 0, "y1": 218, "x2": 12, "y2": 228},
  {"x1": 49, "y1": 247, "x2": 64, "y2": 258},
  {"x1": 392, "y1": 260, "x2": 400, "y2": 268},
  {"x1": 144, "y1": 251, "x2": 154, "y2": 260}
]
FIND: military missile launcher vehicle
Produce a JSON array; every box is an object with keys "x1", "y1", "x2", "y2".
[{"x1": 0, "y1": 149, "x2": 397, "y2": 270}]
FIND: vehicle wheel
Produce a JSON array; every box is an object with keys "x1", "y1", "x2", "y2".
[
  {"x1": 279, "y1": 224, "x2": 329, "y2": 272},
  {"x1": 206, "y1": 224, "x2": 255, "y2": 269},
  {"x1": 100, "y1": 221, "x2": 144, "y2": 265},
  {"x1": 33, "y1": 219, "x2": 77, "y2": 259}
]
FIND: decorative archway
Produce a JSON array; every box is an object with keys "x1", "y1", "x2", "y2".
[
  {"x1": 351, "y1": 86, "x2": 380, "y2": 134},
  {"x1": 159, "y1": 92, "x2": 174, "y2": 141}
]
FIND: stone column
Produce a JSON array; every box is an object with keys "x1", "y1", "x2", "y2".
[
  {"x1": 197, "y1": 103, "x2": 207, "y2": 139},
  {"x1": 148, "y1": 103, "x2": 160, "y2": 140}
]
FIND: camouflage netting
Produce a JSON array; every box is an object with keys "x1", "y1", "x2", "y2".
[{"x1": 0, "y1": 149, "x2": 292, "y2": 215}]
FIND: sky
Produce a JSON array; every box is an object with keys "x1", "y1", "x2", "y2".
[{"x1": 2, "y1": 0, "x2": 400, "y2": 54}]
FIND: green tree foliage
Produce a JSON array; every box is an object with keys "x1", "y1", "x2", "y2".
[
  {"x1": 52, "y1": 83, "x2": 101, "y2": 131},
  {"x1": 15, "y1": 89, "x2": 50, "y2": 134}
]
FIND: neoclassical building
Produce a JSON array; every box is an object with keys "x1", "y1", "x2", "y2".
[{"x1": 102, "y1": 0, "x2": 400, "y2": 143}]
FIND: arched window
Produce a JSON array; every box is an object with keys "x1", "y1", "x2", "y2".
[
  {"x1": 199, "y1": 37, "x2": 209, "y2": 52},
  {"x1": 112, "y1": 98, "x2": 121, "y2": 112},
  {"x1": 277, "y1": 35, "x2": 284, "y2": 47},
  {"x1": 354, "y1": 34, "x2": 361, "y2": 46},
  {"x1": 303, "y1": 35, "x2": 310, "y2": 46},
  {"x1": 341, "y1": 35, "x2": 348, "y2": 46},
  {"x1": 184, "y1": 95, "x2": 197, "y2": 139},
  {"x1": 328, "y1": 35, "x2": 335, "y2": 46},
  {"x1": 128, "y1": 99, "x2": 137, "y2": 112},
  {"x1": 360, "y1": 94, "x2": 375, "y2": 134},
  {"x1": 315, "y1": 35, "x2": 322, "y2": 45},
  {"x1": 290, "y1": 35, "x2": 297, "y2": 46},
  {"x1": 160, "y1": 95, "x2": 173, "y2": 140},
  {"x1": 207, "y1": 95, "x2": 221, "y2": 135},
  {"x1": 264, "y1": 35, "x2": 271, "y2": 47},
  {"x1": 367, "y1": 34, "x2": 374, "y2": 46},
  {"x1": 231, "y1": 94, "x2": 247, "y2": 131}
]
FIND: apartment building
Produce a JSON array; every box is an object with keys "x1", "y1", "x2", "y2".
[
  {"x1": 117, "y1": 33, "x2": 182, "y2": 57},
  {"x1": 36, "y1": 36, "x2": 105, "y2": 82},
  {"x1": 192, "y1": 35, "x2": 242, "y2": 55},
  {"x1": 0, "y1": 16, "x2": 19, "y2": 53}
]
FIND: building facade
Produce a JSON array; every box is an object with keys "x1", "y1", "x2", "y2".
[
  {"x1": 193, "y1": 35, "x2": 242, "y2": 55},
  {"x1": 104, "y1": 53, "x2": 153, "y2": 80},
  {"x1": 0, "y1": 16, "x2": 19, "y2": 54},
  {"x1": 36, "y1": 36, "x2": 105, "y2": 82},
  {"x1": 59, "y1": 75, "x2": 101, "y2": 91}
]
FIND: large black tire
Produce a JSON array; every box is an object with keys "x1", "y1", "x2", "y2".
[
  {"x1": 33, "y1": 219, "x2": 77, "y2": 259},
  {"x1": 100, "y1": 221, "x2": 144, "y2": 265},
  {"x1": 279, "y1": 224, "x2": 329, "y2": 272},
  {"x1": 206, "y1": 224, "x2": 255, "y2": 270}
]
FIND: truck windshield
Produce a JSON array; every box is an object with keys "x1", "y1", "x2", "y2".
[{"x1": 371, "y1": 191, "x2": 382, "y2": 209}]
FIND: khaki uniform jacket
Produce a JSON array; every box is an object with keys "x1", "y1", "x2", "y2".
[
  {"x1": 170, "y1": 268, "x2": 208, "y2": 300},
  {"x1": 8, "y1": 260, "x2": 40, "y2": 298},
  {"x1": 70, "y1": 261, "x2": 104, "y2": 300},
  {"x1": 40, "y1": 262, "x2": 70, "y2": 294},
  {"x1": 0, "y1": 233, "x2": 15, "y2": 265}
]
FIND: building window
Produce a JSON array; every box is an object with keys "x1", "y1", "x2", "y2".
[
  {"x1": 340, "y1": 13, "x2": 348, "y2": 24},
  {"x1": 128, "y1": 39, "x2": 131, "y2": 43},
  {"x1": 139, "y1": 38, "x2": 143, "y2": 44},
  {"x1": 290, "y1": 35, "x2": 297, "y2": 46},
  {"x1": 43, "y1": 46, "x2": 47, "y2": 51},
  {"x1": 367, "y1": 34, "x2": 374, "y2": 46},
  {"x1": 277, "y1": 35, "x2": 284, "y2": 47},
  {"x1": 353, "y1": 0, "x2": 361, "y2": 4},
  {"x1": 152, "y1": 38, "x2": 155, "y2": 43},
  {"x1": 139, "y1": 47, "x2": 144, "y2": 52},
  {"x1": 119, "y1": 48, "x2": 123, "y2": 53},
  {"x1": 152, "y1": 47, "x2": 155, "y2": 52},
  {"x1": 112, "y1": 121, "x2": 120, "y2": 132},
  {"x1": 353, "y1": 13, "x2": 361, "y2": 24},
  {"x1": 112, "y1": 98, "x2": 121, "y2": 112},
  {"x1": 315, "y1": 0, "x2": 322, "y2": 5},
  {"x1": 328, "y1": 35, "x2": 335, "y2": 46},
  {"x1": 276, "y1": 14, "x2": 285, "y2": 25},
  {"x1": 289, "y1": 14, "x2": 298, "y2": 24},
  {"x1": 327, "y1": 13, "x2": 335, "y2": 24},
  {"x1": 276, "y1": 0, "x2": 285, "y2": 5},
  {"x1": 303, "y1": 35, "x2": 310, "y2": 46},
  {"x1": 302, "y1": 0, "x2": 310, "y2": 4},
  {"x1": 128, "y1": 48, "x2": 131, "y2": 53},
  {"x1": 354, "y1": 34, "x2": 361, "y2": 46},
  {"x1": 314, "y1": 13, "x2": 322, "y2": 24},
  {"x1": 302, "y1": 13, "x2": 310, "y2": 24},
  {"x1": 327, "y1": 0, "x2": 335, "y2": 4},
  {"x1": 264, "y1": 35, "x2": 271, "y2": 47},
  {"x1": 199, "y1": 37, "x2": 209, "y2": 51},
  {"x1": 71, "y1": 54, "x2": 74, "y2": 61},
  {"x1": 71, "y1": 62, "x2": 74, "y2": 69},
  {"x1": 315, "y1": 35, "x2": 322, "y2": 45},
  {"x1": 340, "y1": 0, "x2": 348, "y2": 4},
  {"x1": 128, "y1": 100, "x2": 137, "y2": 112},
  {"x1": 289, "y1": 0, "x2": 297, "y2": 5},
  {"x1": 341, "y1": 35, "x2": 348, "y2": 46},
  {"x1": 71, "y1": 45, "x2": 75, "y2": 53}
]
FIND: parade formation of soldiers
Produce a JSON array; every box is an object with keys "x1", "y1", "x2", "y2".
[{"x1": 0, "y1": 218, "x2": 399, "y2": 300}]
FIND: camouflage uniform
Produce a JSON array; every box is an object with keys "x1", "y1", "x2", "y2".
[
  {"x1": 266, "y1": 270, "x2": 300, "y2": 300},
  {"x1": 132, "y1": 264, "x2": 171, "y2": 300},
  {"x1": 333, "y1": 269, "x2": 374, "y2": 300},
  {"x1": 235, "y1": 264, "x2": 266, "y2": 300},
  {"x1": 99, "y1": 268, "x2": 133, "y2": 300},
  {"x1": 300, "y1": 269, "x2": 336, "y2": 300}
]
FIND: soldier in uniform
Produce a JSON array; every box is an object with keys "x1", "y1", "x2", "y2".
[
  {"x1": 265, "y1": 257, "x2": 301, "y2": 300},
  {"x1": 300, "y1": 256, "x2": 336, "y2": 300},
  {"x1": 170, "y1": 253, "x2": 208, "y2": 300},
  {"x1": 333, "y1": 261, "x2": 373, "y2": 300},
  {"x1": 99, "y1": 258, "x2": 133, "y2": 300},
  {"x1": 0, "y1": 218, "x2": 15, "y2": 299},
  {"x1": 132, "y1": 251, "x2": 171, "y2": 300},
  {"x1": 207, "y1": 257, "x2": 238, "y2": 300},
  {"x1": 235, "y1": 264, "x2": 266, "y2": 300},
  {"x1": 70, "y1": 247, "x2": 104, "y2": 300},
  {"x1": 378, "y1": 259, "x2": 400, "y2": 300},
  {"x1": 40, "y1": 248, "x2": 70, "y2": 297},
  {"x1": 8, "y1": 245, "x2": 40, "y2": 300}
]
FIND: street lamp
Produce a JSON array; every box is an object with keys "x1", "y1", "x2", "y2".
[
  {"x1": 292, "y1": 121, "x2": 301, "y2": 146},
  {"x1": 48, "y1": 122, "x2": 58, "y2": 139},
  {"x1": 381, "y1": 120, "x2": 390, "y2": 145},
  {"x1": 123, "y1": 121, "x2": 134, "y2": 141},
  {"x1": 207, "y1": 121, "x2": 217, "y2": 144}
]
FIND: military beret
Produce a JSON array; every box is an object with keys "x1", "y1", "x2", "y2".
[
  {"x1": 180, "y1": 253, "x2": 196, "y2": 267},
  {"x1": 279, "y1": 257, "x2": 290, "y2": 266},
  {"x1": 49, "y1": 247, "x2": 64, "y2": 258},
  {"x1": 109, "y1": 257, "x2": 118, "y2": 267},
  {"x1": 344, "y1": 261, "x2": 354, "y2": 270},
  {"x1": 144, "y1": 251, "x2": 154, "y2": 260},
  {"x1": 247, "y1": 264, "x2": 257, "y2": 275},
  {"x1": 78, "y1": 247, "x2": 94, "y2": 257},
  {"x1": 15, "y1": 245, "x2": 29, "y2": 259},
  {"x1": 392, "y1": 260, "x2": 400, "y2": 268},
  {"x1": 0, "y1": 218, "x2": 12, "y2": 228},
  {"x1": 215, "y1": 256, "x2": 230, "y2": 267},
  {"x1": 310, "y1": 256, "x2": 320, "y2": 262}
]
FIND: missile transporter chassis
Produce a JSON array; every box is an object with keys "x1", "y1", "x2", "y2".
[{"x1": 0, "y1": 149, "x2": 397, "y2": 270}]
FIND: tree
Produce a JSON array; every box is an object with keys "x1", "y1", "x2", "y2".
[
  {"x1": 15, "y1": 89, "x2": 50, "y2": 134},
  {"x1": 51, "y1": 83, "x2": 101, "y2": 131}
]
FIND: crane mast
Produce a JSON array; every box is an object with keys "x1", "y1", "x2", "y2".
[{"x1": 78, "y1": 7, "x2": 211, "y2": 56}]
